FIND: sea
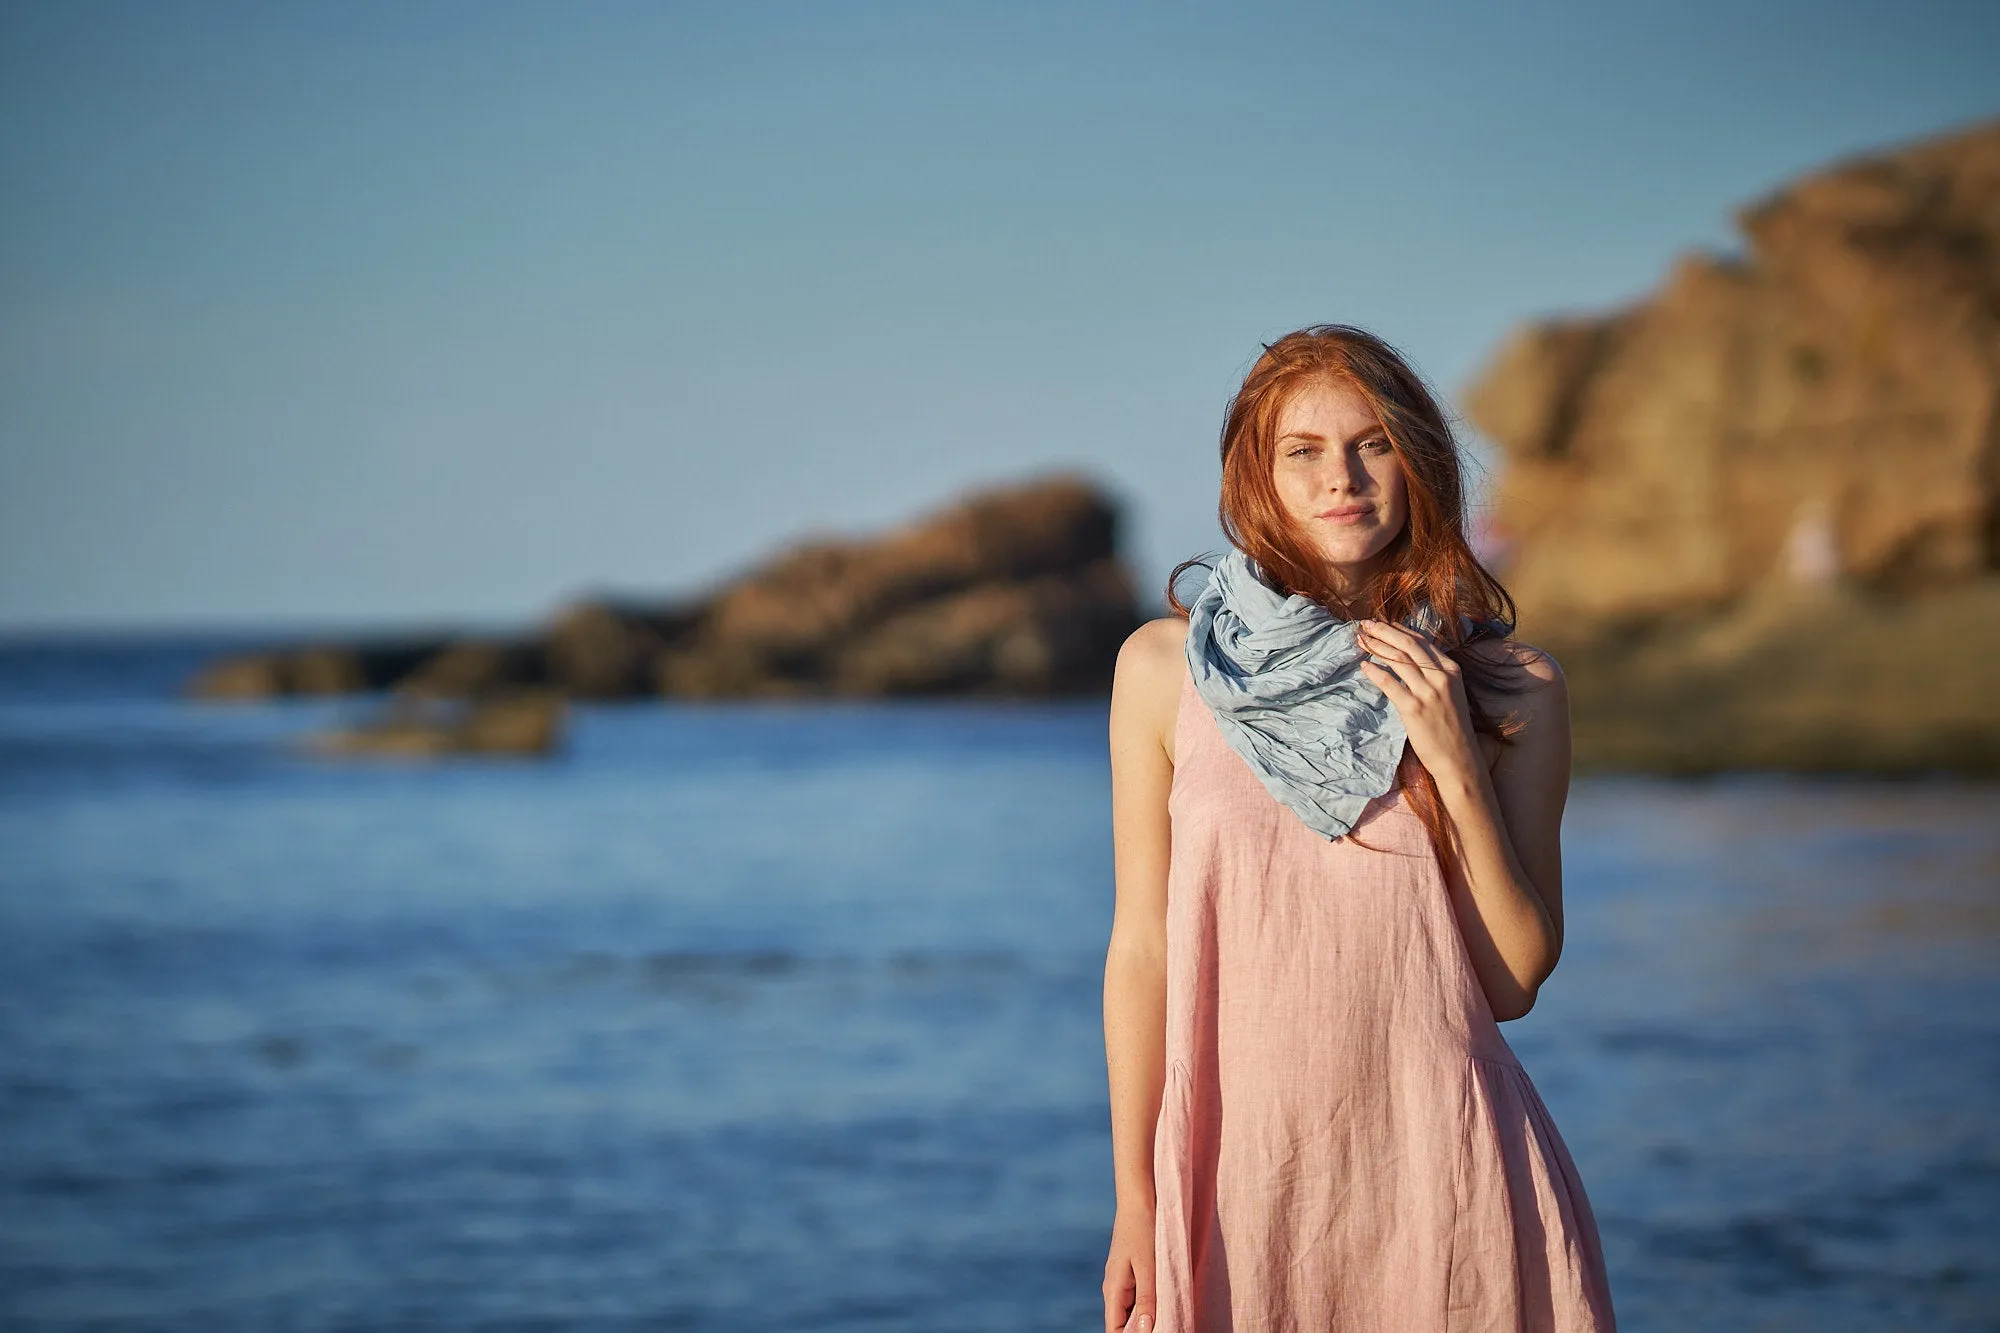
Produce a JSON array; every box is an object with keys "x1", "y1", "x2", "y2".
[{"x1": 1, "y1": 632, "x2": 1995, "y2": 1332}]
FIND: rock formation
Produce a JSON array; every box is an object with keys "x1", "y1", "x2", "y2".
[
  {"x1": 188, "y1": 472, "x2": 1144, "y2": 707},
  {"x1": 656, "y1": 474, "x2": 1138, "y2": 697},
  {"x1": 1464, "y1": 117, "x2": 2000, "y2": 772},
  {"x1": 189, "y1": 635, "x2": 447, "y2": 698},
  {"x1": 1468, "y1": 116, "x2": 1999, "y2": 621},
  {"x1": 301, "y1": 690, "x2": 568, "y2": 759}
]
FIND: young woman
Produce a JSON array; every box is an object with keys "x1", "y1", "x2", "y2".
[{"x1": 1101, "y1": 325, "x2": 1616, "y2": 1332}]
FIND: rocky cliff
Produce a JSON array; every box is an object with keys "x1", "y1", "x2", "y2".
[
  {"x1": 188, "y1": 473, "x2": 1144, "y2": 707},
  {"x1": 1465, "y1": 117, "x2": 2000, "y2": 772}
]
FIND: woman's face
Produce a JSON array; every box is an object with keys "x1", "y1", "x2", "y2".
[{"x1": 1269, "y1": 377, "x2": 1409, "y2": 592}]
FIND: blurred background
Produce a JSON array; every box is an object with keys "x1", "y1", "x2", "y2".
[{"x1": 4, "y1": 2, "x2": 1998, "y2": 1329}]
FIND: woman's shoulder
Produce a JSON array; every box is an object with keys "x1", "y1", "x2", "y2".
[
  {"x1": 1115, "y1": 615, "x2": 1191, "y2": 694},
  {"x1": 1112, "y1": 617, "x2": 1191, "y2": 752},
  {"x1": 1461, "y1": 634, "x2": 1565, "y2": 689},
  {"x1": 1460, "y1": 635, "x2": 1567, "y2": 729},
  {"x1": 1123, "y1": 614, "x2": 1190, "y2": 658}
]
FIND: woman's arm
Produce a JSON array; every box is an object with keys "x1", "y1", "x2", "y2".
[
  {"x1": 1357, "y1": 625, "x2": 1571, "y2": 1020},
  {"x1": 1101, "y1": 617, "x2": 1181, "y2": 1333}
]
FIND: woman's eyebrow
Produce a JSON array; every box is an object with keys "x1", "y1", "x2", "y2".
[{"x1": 1277, "y1": 427, "x2": 1382, "y2": 444}]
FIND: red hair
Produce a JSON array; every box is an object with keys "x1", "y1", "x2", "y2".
[{"x1": 1168, "y1": 324, "x2": 1533, "y2": 887}]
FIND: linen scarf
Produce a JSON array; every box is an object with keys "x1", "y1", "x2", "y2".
[{"x1": 1182, "y1": 548, "x2": 1457, "y2": 840}]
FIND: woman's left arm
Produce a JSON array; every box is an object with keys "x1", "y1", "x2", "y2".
[{"x1": 1356, "y1": 622, "x2": 1570, "y2": 1020}]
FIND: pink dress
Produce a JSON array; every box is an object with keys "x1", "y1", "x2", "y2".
[{"x1": 1153, "y1": 665, "x2": 1617, "y2": 1331}]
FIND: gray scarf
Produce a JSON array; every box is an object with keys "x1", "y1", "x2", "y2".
[{"x1": 1183, "y1": 548, "x2": 1446, "y2": 840}]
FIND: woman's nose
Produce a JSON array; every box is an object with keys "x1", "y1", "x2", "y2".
[{"x1": 1321, "y1": 451, "x2": 1363, "y2": 493}]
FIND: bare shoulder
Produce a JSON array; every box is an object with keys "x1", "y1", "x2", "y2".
[
  {"x1": 1462, "y1": 636, "x2": 1566, "y2": 699},
  {"x1": 1111, "y1": 615, "x2": 1190, "y2": 760},
  {"x1": 1112, "y1": 616, "x2": 1184, "y2": 684},
  {"x1": 1128, "y1": 612, "x2": 1184, "y2": 652},
  {"x1": 1462, "y1": 638, "x2": 1569, "y2": 768}
]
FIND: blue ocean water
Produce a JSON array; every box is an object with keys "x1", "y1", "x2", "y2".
[{"x1": 0, "y1": 633, "x2": 1995, "y2": 1331}]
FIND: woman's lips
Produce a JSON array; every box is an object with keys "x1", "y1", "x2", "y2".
[{"x1": 1317, "y1": 506, "x2": 1372, "y2": 525}]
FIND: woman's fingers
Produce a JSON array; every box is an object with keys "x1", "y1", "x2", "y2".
[
  {"x1": 1129, "y1": 1253, "x2": 1156, "y2": 1332},
  {"x1": 1104, "y1": 1248, "x2": 1155, "y2": 1332},
  {"x1": 1136, "y1": 1264, "x2": 1168, "y2": 1320},
  {"x1": 1357, "y1": 619, "x2": 1448, "y2": 670},
  {"x1": 1359, "y1": 623, "x2": 1458, "y2": 703},
  {"x1": 1358, "y1": 633, "x2": 1424, "y2": 691},
  {"x1": 1103, "y1": 1257, "x2": 1134, "y2": 1333},
  {"x1": 1358, "y1": 657, "x2": 1416, "y2": 705}
]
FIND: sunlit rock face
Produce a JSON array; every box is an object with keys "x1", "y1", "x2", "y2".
[
  {"x1": 1466, "y1": 117, "x2": 2000, "y2": 625},
  {"x1": 659, "y1": 473, "x2": 1140, "y2": 698},
  {"x1": 1463, "y1": 119, "x2": 2000, "y2": 774}
]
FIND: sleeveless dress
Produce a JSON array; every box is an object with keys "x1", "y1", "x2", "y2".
[{"x1": 1152, "y1": 664, "x2": 1618, "y2": 1332}]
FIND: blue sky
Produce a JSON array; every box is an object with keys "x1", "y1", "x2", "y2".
[{"x1": 3, "y1": 0, "x2": 1995, "y2": 631}]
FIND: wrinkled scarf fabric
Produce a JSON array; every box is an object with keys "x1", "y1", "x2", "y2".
[{"x1": 1183, "y1": 548, "x2": 1447, "y2": 840}]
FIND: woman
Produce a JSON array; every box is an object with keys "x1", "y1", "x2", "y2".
[{"x1": 1101, "y1": 325, "x2": 1616, "y2": 1332}]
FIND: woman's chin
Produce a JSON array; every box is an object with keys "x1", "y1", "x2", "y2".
[{"x1": 1312, "y1": 540, "x2": 1386, "y2": 571}]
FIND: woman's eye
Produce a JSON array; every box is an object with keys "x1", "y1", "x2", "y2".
[{"x1": 1360, "y1": 438, "x2": 1392, "y2": 454}]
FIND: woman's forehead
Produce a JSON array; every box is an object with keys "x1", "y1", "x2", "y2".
[{"x1": 1273, "y1": 377, "x2": 1379, "y2": 436}]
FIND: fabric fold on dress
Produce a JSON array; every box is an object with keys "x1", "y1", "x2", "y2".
[
  {"x1": 1452, "y1": 1058, "x2": 1619, "y2": 1331},
  {"x1": 1181, "y1": 547, "x2": 1414, "y2": 840}
]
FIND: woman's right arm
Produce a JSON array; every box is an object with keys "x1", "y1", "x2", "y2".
[{"x1": 1101, "y1": 617, "x2": 1182, "y2": 1333}]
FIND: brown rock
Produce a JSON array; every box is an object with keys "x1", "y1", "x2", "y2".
[
  {"x1": 185, "y1": 472, "x2": 1143, "y2": 702},
  {"x1": 1466, "y1": 117, "x2": 2000, "y2": 629},
  {"x1": 187, "y1": 654, "x2": 288, "y2": 700},
  {"x1": 656, "y1": 472, "x2": 1140, "y2": 697},
  {"x1": 828, "y1": 557, "x2": 1140, "y2": 696},
  {"x1": 542, "y1": 600, "x2": 673, "y2": 699},
  {"x1": 1554, "y1": 573, "x2": 2000, "y2": 775},
  {"x1": 698, "y1": 474, "x2": 1121, "y2": 658},
  {"x1": 302, "y1": 689, "x2": 567, "y2": 759},
  {"x1": 187, "y1": 635, "x2": 447, "y2": 700},
  {"x1": 1464, "y1": 118, "x2": 2000, "y2": 772},
  {"x1": 393, "y1": 637, "x2": 544, "y2": 699}
]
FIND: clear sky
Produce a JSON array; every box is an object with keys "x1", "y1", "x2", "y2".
[{"x1": 3, "y1": 0, "x2": 1995, "y2": 632}]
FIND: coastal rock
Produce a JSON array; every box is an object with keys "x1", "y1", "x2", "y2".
[
  {"x1": 1466, "y1": 117, "x2": 2000, "y2": 624},
  {"x1": 658, "y1": 474, "x2": 1138, "y2": 697},
  {"x1": 827, "y1": 556, "x2": 1139, "y2": 696},
  {"x1": 1551, "y1": 573, "x2": 2000, "y2": 774},
  {"x1": 301, "y1": 690, "x2": 567, "y2": 759},
  {"x1": 391, "y1": 636, "x2": 544, "y2": 699},
  {"x1": 187, "y1": 635, "x2": 448, "y2": 699},
  {"x1": 189, "y1": 472, "x2": 1143, "y2": 704},
  {"x1": 542, "y1": 601, "x2": 684, "y2": 699},
  {"x1": 1463, "y1": 118, "x2": 2000, "y2": 772}
]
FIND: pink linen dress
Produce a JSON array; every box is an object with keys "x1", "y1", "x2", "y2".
[{"x1": 1152, "y1": 663, "x2": 1618, "y2": 1331}]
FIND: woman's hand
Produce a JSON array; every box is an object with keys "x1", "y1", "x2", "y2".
[
  {"x1": 1103, "y1": 1202, "x2": 1157, "y2": 1332},
  {"x1": 1357, "y1": 623, "x2": 1572, "y2": 1018},
  {"x1": 1355, "y1": 619, "x2": 1481, "y2": 787}
]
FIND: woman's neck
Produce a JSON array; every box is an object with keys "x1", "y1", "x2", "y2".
[{"x1": 1315, "y1": 557, "x2": 1380, "y2": 608}]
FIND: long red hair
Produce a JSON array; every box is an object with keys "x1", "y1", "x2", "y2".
[{"x1": 1167, "y1": 324, "x2": 1533, "y2": 887}]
